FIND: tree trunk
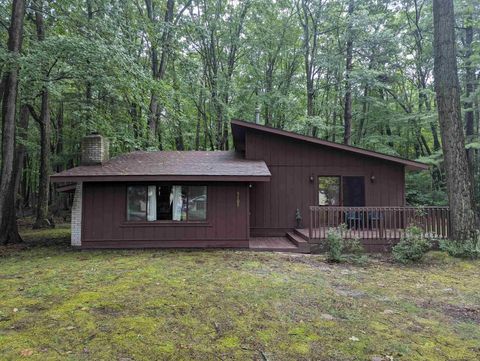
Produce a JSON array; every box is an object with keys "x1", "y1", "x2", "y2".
[
  {"x1": 32, "y1": 0, "x2": 52, "y2": 229},
  {"x1": 343, "y1": 0, "x2": 354, "y2": 145},
  {"x1": 0, "y1": 0, "x2": 24, "y2": 245},
  {"x1": 464, "y1": 16, "x2": 475, "y2": 167},
  {"x1": 145, "y1": 0, "x2": 175, "y2": 148},
  {"x1": 433, "y1": 0, "x2": 477, "y2": 241},
  {"x1": 195, "y1": 111, "x2": 201, "y2": 150},
  {"x1": 55, "y1": 102, "x2": 64, "y2": 172},
  {"x1": 85, "y1": 0, "x2": 93, "y2": 120},
  {"x1": 356, "y1": 84, "x2": 368, "y2": 144},
  {"x1": 14, "y1": 105, "x2": 29, "y2": 212}
]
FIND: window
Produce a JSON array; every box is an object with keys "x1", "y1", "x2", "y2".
[
  {"x1": 318, "y1": 177, "x2": 340, "y2": 206},
  {"x1": 126, "y1": 185, "x2": 207, "y2": 222},
  {"x1": 127, "y1": 186, "x2": 147, "y2": 221},
  {"x1": 188, "y1": 186, "x2": 207, "y2": 221}
]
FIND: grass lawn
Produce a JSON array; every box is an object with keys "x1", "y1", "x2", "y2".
[{"x1": 0, "y1": 226, "x2": 479, "y2": 360}]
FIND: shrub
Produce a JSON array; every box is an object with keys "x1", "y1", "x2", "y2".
[
  {"x1": 392, "y1": 226, "x2": 432, "y2": 264},
  {"x1": 325, "y1": 224, "x2": 363, "y2": 263},
  {"x1": 439, "y1": 231, "x2": 480, "y2": 259}
]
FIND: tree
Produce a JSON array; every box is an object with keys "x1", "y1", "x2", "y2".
[
  {"x1": 432, "y1": 0, "x2": 477, "y2": 240},
  {"x1": 343, "y1": 0, "x2": 354, "y2": 145},
  {"x1": 0, "y1": 0, "x2": 25, "y2": 244},
  {"x1": 297, "y1": 0, "x2": 324, "y2": 136},
  {"x1": 29, "y1": 0, "x2": 52, "y2": 229}
]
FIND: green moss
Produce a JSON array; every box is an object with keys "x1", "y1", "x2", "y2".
[
  {"x1": 0, "y1": 233, "x2": 479, "y2": 360},
  {"x1": 217, "y1": 335, "x2": 240, "y2": 348},
  {"x1": 19, "y1": 225, "x2": 70, "y2": 242}
]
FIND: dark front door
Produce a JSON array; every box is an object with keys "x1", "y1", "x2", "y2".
[{"x1": 342, "y1": 176, "x2": 365, "y2": 206}]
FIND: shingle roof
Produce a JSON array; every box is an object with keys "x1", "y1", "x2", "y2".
[{"x1": 51, "y1": 151, "x2": 271, "y2": 182}]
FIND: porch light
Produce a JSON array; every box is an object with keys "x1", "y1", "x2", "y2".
[
  {"x1": 309, "y1": 174, "x2": 314, "y2": 182},
  {"x1": 370, "y1": 174, "x2": 376, "y2": 183}
]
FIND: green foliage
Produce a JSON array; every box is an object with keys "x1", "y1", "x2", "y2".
[
  {"x1": 392, "y1": 226, "x2": 432, "y2": 264},
  {"x1": 326, "y1": 224, "x2": 364, "y2": 263},
  {"x1": 406, "y1": 171, "x2": 447, "y2": 206},
  {"x1": 439, "y1": 231, "x2": 480, "y2": 259}
]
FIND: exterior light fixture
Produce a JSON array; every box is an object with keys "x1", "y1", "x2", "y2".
[
  {"x1": 309, "y1": 174, "x2": 314, "y2": 182},
  {"x1": 370, "y1": 174, "x2": 376, "y2": 183}
]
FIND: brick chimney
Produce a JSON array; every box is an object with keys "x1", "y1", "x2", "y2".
[{"x1": 81, "y1": 133, "x2": 109, "y2": 165}]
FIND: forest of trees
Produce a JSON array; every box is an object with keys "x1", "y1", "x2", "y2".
[{"x1": 0, "y1": 0, "x2": 479, "y2": 243}]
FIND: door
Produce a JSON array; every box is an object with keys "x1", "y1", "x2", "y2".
[{"x1": 342, "y1": 176, "x2": 365, "y2": 206}]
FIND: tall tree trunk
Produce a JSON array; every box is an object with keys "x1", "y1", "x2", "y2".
[
  {"x1": 85, "y1": 0, "x2": 93, "y2": 119},
  {"x1": 0, "y1": 0, "x2": 24, "y2": 244},
  {"x1": 145, "y1": 0, "x2": 175, "y2": 148},
  {"x1": 55, "y1": 101, "x2": 64, "y2": 172},
  {"x1": 14, "y1": 105, "x2": 29, "y2": 212},
  {"x1": 343, "y1": 0, "x2": 354, "y2": 145},
  {"x1": 433, "y1": 0, "x2": 477, "y2": 241},
  {"x1": 264, "y1": 61, "x2": 274, "y2": 126},
  {"x1": 195, "y1": 111, "x2": 201, "y2": 150},
  {"x1": 298, "y1": 0, "x2": 320, "y2": 137},
  {"x1": 356, "y1": 84, "x2": 368, "y2": 144},
  {"x1": 464, "y1": 15, "x2": 475, "y2": 167},
  {"x1": 0, "y1": 78, "x2": 5, "y2": 105},
  {"x1": 32, "y1": 0, "x2": 51, "y2": 229}
]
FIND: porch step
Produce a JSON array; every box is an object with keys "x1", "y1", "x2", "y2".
[
  {"x1": 286, "y1": 232, "x2": 310, "y2": 253},
  {"x1": 249, "y1": 237, "x2": 302, "y2": 253},
  {"x1": 293, "y1": 228, "x2": 310, "y2": 242}
]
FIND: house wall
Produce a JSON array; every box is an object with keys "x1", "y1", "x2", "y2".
[
  {"x1": 244, "y1": 129, "x2": 406, "y2": 236},
  {"x1": 81, "y1": 182, "x2": 249, "y2": 248}
]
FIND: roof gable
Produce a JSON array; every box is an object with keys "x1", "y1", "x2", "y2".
[{"x1": 231, "y1": 119, "x2": 428, "y2": 170}]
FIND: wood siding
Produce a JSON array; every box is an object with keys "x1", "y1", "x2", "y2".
[
  {"x1": 245, "y1": 129, "x2": 406, "y2": 236},
  {"x1": 81, "y1": 182, "x2": 249, "y2": 248}
]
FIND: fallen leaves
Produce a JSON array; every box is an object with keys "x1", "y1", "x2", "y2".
[{"x1": 20, "y1": 349, "x2": 33, "y2": 357}]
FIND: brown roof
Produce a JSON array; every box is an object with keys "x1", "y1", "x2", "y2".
[
  {"x1": 51, "y1": 151, "x2": 271, "y2": 182},
  {"x1": 231, "y1": 119, "x2": 429, "y2": 170}
]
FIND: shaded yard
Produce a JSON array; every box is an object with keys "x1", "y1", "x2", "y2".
[{"x1": 0, "y1": 226, "x2": 479, "y2": 360}]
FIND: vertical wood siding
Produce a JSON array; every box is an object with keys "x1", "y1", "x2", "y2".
[
  {"x1": 81, "y1": 182, "x2": 249, "y2": 248},
  {"x1": 245, "y1": 130, "x2": 406, "y2": 236}
]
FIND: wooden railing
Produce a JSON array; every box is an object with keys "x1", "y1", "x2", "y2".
[{"x1": 308, "y1": 206, "x2": 450, "y2": 240}]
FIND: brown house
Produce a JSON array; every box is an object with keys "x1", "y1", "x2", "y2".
[{"x1": 52, "y1": 120, "x2": 449, "y2": 252}]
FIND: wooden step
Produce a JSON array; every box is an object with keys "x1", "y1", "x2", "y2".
[
  {"x1": 293, "y1": 228, "x2": 310, "y2": 242},
  {"x1": 286, "y1": 232, "x2": 310, "y2": 253},
  {"x1": 249, "y1": 237, "x2": 302, "y2": 253}
]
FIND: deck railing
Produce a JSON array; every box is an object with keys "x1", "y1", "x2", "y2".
[{"x1": 308, "y1": 206, "x2": 450, "y2": 240}]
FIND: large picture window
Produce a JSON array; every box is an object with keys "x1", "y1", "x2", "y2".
[{"x1": 126, "y1": 185, "x2": 207, "y2": 222}]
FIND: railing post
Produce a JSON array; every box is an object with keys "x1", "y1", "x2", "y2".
[{"x1": 309, "y1": 207, "x2": 313, "y2": 240}]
